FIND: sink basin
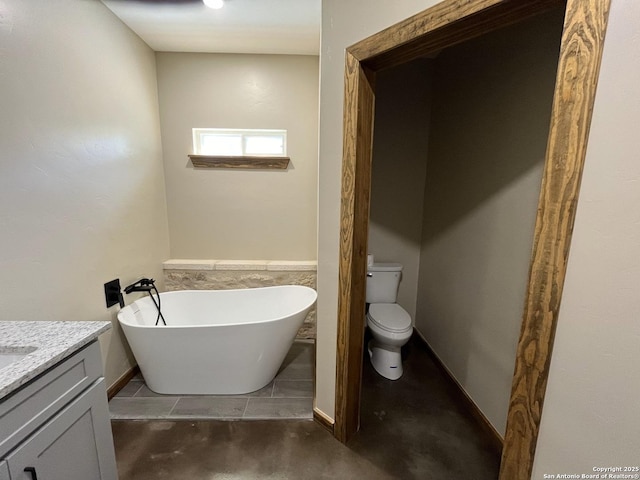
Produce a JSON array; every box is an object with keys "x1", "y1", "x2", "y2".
[{"x1": 0, "y1": 346, "x2": 37, "y2": 370}]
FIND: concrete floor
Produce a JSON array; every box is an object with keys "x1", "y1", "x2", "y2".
[{"x1": 111, "y1": 335, "x2": 500, "y2": 479}]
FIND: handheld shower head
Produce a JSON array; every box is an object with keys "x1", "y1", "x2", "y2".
[{"x1": 124, "y1": 278, "x2": 156, "y2": 294}]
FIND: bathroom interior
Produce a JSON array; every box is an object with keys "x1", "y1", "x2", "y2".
[
  {"x1": 4, "y1": 0, "x2": 636, "y2": 479},
  {"x1": 367, "y1": 0, "x2": 565, "y2": 441}
]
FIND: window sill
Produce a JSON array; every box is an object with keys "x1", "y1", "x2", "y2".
[{"x1": 188, "y1": 155, "x2": 290, "y2": 169}]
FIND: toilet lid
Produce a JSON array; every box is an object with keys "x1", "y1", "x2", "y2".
[{"x1": 368, "y1": 304, "x2": 412, "y2": 333}]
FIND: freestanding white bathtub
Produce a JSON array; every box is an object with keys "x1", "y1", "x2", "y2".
[{"x1": 117, "y1": 285, "x2": 317, "y2": 395}]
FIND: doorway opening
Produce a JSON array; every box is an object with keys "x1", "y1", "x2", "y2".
[{"x1": 334, "y1": 1, "x2": 611, "y2": 479}]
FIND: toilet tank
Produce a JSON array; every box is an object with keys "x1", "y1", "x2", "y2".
[{"x1": 366, "y1": 263, "x2": 403, "y2": 303}]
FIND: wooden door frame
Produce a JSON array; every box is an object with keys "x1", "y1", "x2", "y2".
[{"x1": 333, "y1": 0, "x2": 611, "y2": 478}]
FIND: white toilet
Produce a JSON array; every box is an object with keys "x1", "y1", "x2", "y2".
[{"x1": 366, "y1": 262, "x2": 413, "y2": 380}]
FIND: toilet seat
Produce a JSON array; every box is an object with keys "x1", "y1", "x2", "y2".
[{"x1": 367, "y1": 303, "x2": 412, "y2": 333}]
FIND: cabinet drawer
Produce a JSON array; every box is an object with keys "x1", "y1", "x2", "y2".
[{"x1": 0, "y1": 341, "x2": 102, "y2": 457}]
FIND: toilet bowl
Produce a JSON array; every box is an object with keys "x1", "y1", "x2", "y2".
[
  {"x1": 365, "y1": 261, "x2": 413, "y2": 379},
  {"x1": 366, "y1": 302, "x2": 412, "y2": 380}
]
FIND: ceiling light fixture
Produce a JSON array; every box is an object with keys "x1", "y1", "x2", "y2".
[{"x1": 203, "y1": 0, "x2": 224, "y2": 9}]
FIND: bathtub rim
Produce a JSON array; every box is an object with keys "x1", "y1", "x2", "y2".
[{"x1": 117, "y1": 284, "x2": 317, "y2": 329}]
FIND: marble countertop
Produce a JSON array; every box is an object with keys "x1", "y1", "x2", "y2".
[{"x1": 0, "y1": 321, "x2": 111, "y2": 400}]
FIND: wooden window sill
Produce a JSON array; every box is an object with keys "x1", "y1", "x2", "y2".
[{"x1": 188, "y1": 155, "x2": 290, "y2": 169}]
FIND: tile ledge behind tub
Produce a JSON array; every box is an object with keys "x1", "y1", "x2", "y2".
[
  {"x1": 162, "y1": 260, "x2": 318, "y2": 339},
  {"x1": 163, "y1": 260, "x2": 317, "y2": 272}
]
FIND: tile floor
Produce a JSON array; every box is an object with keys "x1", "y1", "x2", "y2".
[{"x1": 109, "y1": 340, "x2": 314, "y2": 420}]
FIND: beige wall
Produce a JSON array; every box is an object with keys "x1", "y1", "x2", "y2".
[
  {"x1": 415, "y1": 9, "x2": 563, "y2": 435},
  {"x1": 368, "y1": 60, "x2": 432, "y2": 320},
  {"x1": 0, "y1": 0, "x2": 170, "y2": 387},
  {"x1": 317, "y1": 0, "x2": 442, "y2": 420},
  {"x1": 532, "y1": 0, "x2": 640, "y2": 475},
  {"x1": 156, "y1": 53, "x2": 319, "y2": 260}
]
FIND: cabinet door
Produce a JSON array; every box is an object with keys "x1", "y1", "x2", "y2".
[
  {"x1": 0, "y1": 461, "x2": 9, "y2": 480},
  {"x1": 5, "y1": 379, "x2": 117, "y2": 480}
]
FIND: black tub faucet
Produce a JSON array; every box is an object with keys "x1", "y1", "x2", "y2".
[{"x1": 124, "y1": 278, "x2": 155, "y2": 294}]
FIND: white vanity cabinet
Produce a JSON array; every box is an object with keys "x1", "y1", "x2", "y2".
[
  {"x1": 0, "y1": 341, "x2": 117, "y2": 480},
  {"x1": 0, "y1": 461, "x2": 9, "y2": 480}
]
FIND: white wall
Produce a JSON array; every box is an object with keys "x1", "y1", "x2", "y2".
[
  {"x1": 368, "y1": 60, "x2": 433, "y2": 320},
  {"x1": 317, "y1": 0, "x2": 442, "y2": 420},
  {"x1": 415, "y1": 9, "x2": 563, "y2": 435},
  {"x1": 156, "y1": 53, "x2": 319, "y2": 260},
  {"x1": 531, "y1": 0, "x2": 640, "y2": 475},
  {"x1": 0, "y1": 0, "x2": 170, "y2": 387}
]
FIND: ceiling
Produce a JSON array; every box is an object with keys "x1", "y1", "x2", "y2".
[{"x1": 101, "y1": 0, "x2": 321, "y2": 55}]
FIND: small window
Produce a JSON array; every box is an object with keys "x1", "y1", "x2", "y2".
[{"x1": 193, "y1": 128, "x2": 287, "y2": 157}]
